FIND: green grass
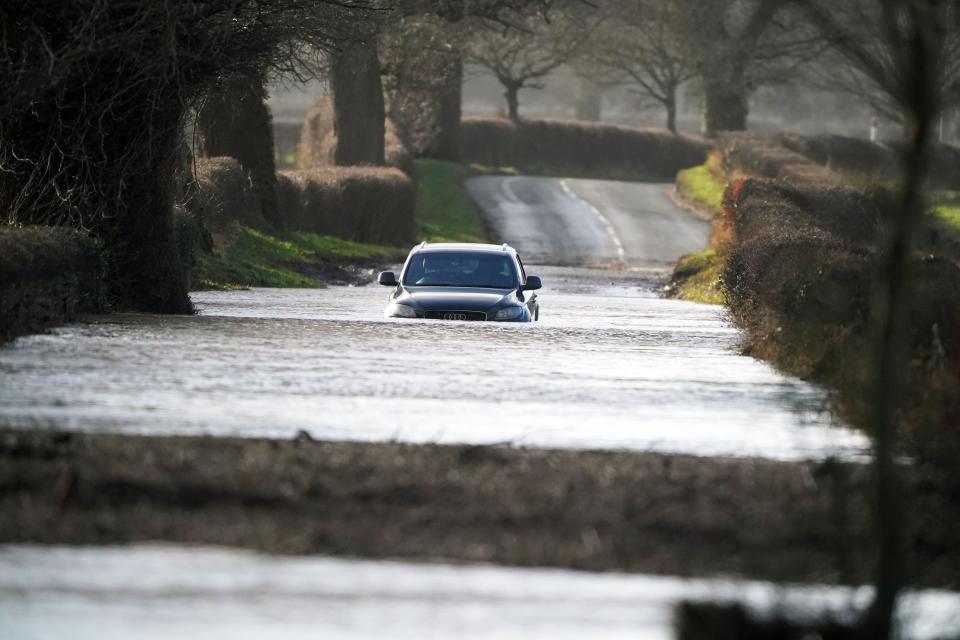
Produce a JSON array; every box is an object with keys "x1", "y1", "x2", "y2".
[
  {"x1": 200, "y1": 226, "x2": 407, "y2": 289},
  {"x1": 933, "y1": 204, "x2": 960, "y2": 230},
  {"x1": 413, "y1": 159, "x2": 488, "y2": 243},
  {"x1": 671, "y1": 248, "x2": 725, "y2": 305},
  {"x1": 287, "y1": 232, "x2": 408, "y2": 261},
  {"x1": 676, "y1": 164, "x2": 726, "y2": 215}
]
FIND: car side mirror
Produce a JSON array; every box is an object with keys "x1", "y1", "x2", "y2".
[
  {"x1": 522, "y1": 275, "x2": 542, "y2": 291},
  {"x1": 378, "y1": 271, "x2": 398, "y2": 287}
]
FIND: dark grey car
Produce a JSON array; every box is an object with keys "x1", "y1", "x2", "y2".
[{"x1": 378, "y1": 242, "x2": 541, "y2": 322}]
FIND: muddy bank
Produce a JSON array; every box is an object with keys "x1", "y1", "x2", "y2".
[{"x1": 2, "y1": 430, "x2": 956, "y2": 588}]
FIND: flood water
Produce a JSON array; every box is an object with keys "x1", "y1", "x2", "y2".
[
  {"x1": 0, "y1": 266, "x2": 868, "y2": 460},
  {"x1": 2, "y1": 544, "x2": 957, "y2": 640}
]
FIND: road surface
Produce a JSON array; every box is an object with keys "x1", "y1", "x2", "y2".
[{"x1": 464, "y1": 177, "x2": 708, "y2": 267}]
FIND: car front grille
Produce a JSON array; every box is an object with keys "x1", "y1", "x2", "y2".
[{"x1": 424, "y1": 310, "x2": 488, "y2": 321}]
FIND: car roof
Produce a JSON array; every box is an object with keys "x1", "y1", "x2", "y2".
[{"x1": 408, "y1": 242, "x2": 517, "y2": 256}]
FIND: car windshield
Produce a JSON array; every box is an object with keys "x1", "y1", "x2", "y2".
[{"x1": 403, "y1": 251, "x2": 518, "y2": 289}]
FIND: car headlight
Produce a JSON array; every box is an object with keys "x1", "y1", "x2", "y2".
[
  {"x1": 386, "y1": 302, "x2": 418, "y2": 318},
  {"x1": 494, "y1": 306, "x2": 524, "y2": 320}
]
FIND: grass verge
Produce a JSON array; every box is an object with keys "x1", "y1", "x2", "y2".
[
  {"x1": 675, "y1": 154, "x2": 726, "y2": 215},
  {"x1": 669, "y1": 155, "x2": 729, "y2": 304},
  {"x1": 195, "y1": 226, "x2": 407, "y2": 290},
  {"x1": 669, "y1": 249, "x2": 725, "y2": 305},
  {"x1": 413, "y1": 159, "x2": 488, "y2": 243}
]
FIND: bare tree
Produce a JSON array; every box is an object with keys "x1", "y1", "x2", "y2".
[
  {"x1": 330, "y1": 1, "x2": 560, "y2": 163},
  {"x1": 797, "y1": 1, "x2": 955, "y2": 637},
  {"x1": 801, "y1": 1, "x2": 960, "y2": 126},
  {"x1": 380, "y1": 15, "x2": 466, "y2": 159},
  {"x1": 585, "y1": 0, "x2": 696, "y2": 132},
  {"x1": 465, "y1": 11, "x2": 592, "y2": 120}
]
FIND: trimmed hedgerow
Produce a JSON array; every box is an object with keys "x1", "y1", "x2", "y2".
[
  {"x1": 0, "y1": 226, "x2": 107, "y2": 342},
  {"x1": 277, "y1": 167, "x2": 415, "y2": 245},
  {"x1": 458, "y1": 116, "x2": 708, "y2": 181}
]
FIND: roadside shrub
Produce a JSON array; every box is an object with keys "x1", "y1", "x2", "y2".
[
  {"x1": 0, "y1": 226, "x2": 107, "y2": 342},
  {"x1": 726, "y1": 178, "x2": 960, "y2": 360},
  {"x1": 173, "y1": 204, "x2": 215, "y2": 290},
  {"x1": 190, "y1": 157, "x2": 265, "y2": 231},
  {"x1": 778, "y1": 133, "x2": 899, "y2": 184},
  {"x1": 459, "y1": 117, "x2": 708, "y2": 180},
  {"x1": 718, "y1": 132, "x2": 812, "y2": 180},
  {"x1": 296, "y1": 96, "x2": 414, "y2": 175},
  {"x1": 729, "y1": 179, "x2": 891, "y2": 247},
  {"x1": 277, "y1": 167, "x2": 415, "y2": 244}
]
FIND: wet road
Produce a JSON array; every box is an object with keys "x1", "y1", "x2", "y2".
[
  {"x1": 3, "y1": 545, "x2": 958, "y2": 640},
  {"x1": 0, "y1": 179, "x2": 869, "y2": 460}
]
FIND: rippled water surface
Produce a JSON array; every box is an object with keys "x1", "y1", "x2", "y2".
[
  {"x1": 0, "y1": 267, "x2": 868, "y2": 459},
  {"x1": 1, "y1": 545, "x2": 957, "y2": 640}
]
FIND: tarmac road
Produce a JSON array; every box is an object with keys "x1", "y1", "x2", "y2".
[{"x1": 464, "y1": 176, "x2": 709, "y2": 267}]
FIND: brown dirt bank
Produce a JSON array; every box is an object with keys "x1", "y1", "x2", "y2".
[{"x1": 2, "y1": 430, "x2": 957, "y2": 588}]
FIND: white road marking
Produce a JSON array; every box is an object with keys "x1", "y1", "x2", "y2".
[{"x1": 560, "y1": 179, "x2": 627, "y2": 263}]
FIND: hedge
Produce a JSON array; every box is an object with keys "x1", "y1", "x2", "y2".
[
  {"x1": 458, "y1": 116, "x2": 708, "y2": 180},
  {"x1": 277, "y1": 167, "x2": 415, "y2": 245},
  {"x1": 0, "y1": 226, "x2": 107, "y2": 342}
]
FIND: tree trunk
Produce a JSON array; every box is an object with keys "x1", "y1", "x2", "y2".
[
  {"x1": 575, "y1": 77, "x2": 602, "y2": 121},
  {"x1": 505, "y1": 84, "x2": 520, "y2": 122},
  {"x1": 331, "y1": 39, "x2": 386, "y2": 166},
  {"x1": 197, "y1": 72, "x2": 281, "y2": 229},
  {"x1": 701, "y1": 69, "x2": 748, "y2": 136},
  {"x1": 427, "y1": 54, "x2": 462, "y2": 161},
  {"x1": 108, "y1": 101, "x2": 193, "y2": 314},
  {"x1": 665, "y1": 93, "x2": 678, "y2": 133}
]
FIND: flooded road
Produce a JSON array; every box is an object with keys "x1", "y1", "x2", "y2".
[
  {"x1": 2, "y1": 545, "x2": 957, "y2": 640},
  {"x1": 0, "y1": 267, "x2": 866, "y2": 460},
  {"x1": 0, "y1": 179, "x2": 869, "y2": 460}
]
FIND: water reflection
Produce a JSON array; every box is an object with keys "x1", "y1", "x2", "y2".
[{"x1": 0, "y1": 268, "x2": 868, "y2": 460}]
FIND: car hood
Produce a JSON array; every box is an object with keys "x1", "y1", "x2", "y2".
[{"x1": 401, "y1": 287, "x2": 516, "y2": 311}]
